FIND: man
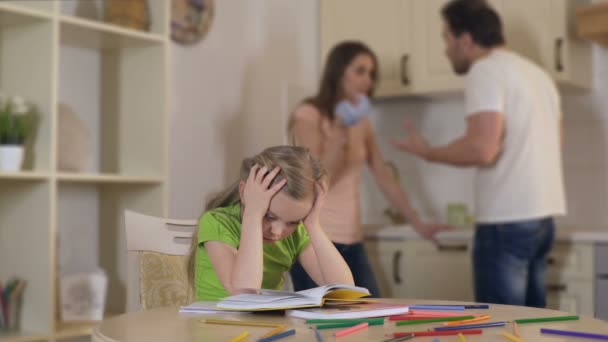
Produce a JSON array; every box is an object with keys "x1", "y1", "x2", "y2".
[{"x1": 391, "y1": 0, "x2": 565, "y2": 307}]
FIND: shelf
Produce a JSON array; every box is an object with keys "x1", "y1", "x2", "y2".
[
  {"x1": 0, "y1": 3, "x2": 53, "y2": 24},
  {"x1": 0, "y1": 172, "x2": 49, "y2": 181},
  {"x1": 0, "y1": 332, "x2": 48, "y2": 342},
  {"x1": 577, "y1": 2, "x2": 608, "y2": 47},
  {"x1": 56, "y1": 173, "x2": 164, "y2": 185},
  {"x1": 60, "y1": 15, "x2": 165, "y2": 49},
  {"x1": 54, "y1": 312, "x2": 121, "y2": 340},
  {"x1": 53, "y1": 321, "x2": 98, "y2": 340}
]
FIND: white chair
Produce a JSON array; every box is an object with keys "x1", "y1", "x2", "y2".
[{"x1": 124, "y1": 210, "x2": 197, "y2": 311}]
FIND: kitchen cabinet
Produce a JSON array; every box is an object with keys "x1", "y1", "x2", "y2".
[
  {"x1": 365, "y1": 228, "x2": 603, "y2": 317},
  {"x1": 320, "y1": 0, "x2": 413, "y2": 97},
  {"x1": 365, "y1": 239, "x2": 474, "y2": 301},
  {"x1": 320, "y1": 0, "x2": 591, "y2": 97},
  {"x1": 365, "y1": 240, "x2": 407, "y2": 298}
]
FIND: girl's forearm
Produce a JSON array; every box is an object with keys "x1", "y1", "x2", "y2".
[
  {"x1": 307, "y1": 227, "x2": 354, "y2": 285},
  {"x1": 231, "y1": 212, "x2": 264, "y2": 291}
]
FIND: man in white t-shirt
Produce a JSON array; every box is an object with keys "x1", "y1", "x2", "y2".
[{"x1": 391, "y1": 0, "x2": 565, "y2": 307}]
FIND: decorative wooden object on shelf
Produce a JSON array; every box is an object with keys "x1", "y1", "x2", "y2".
[
  {"x1": 577, "y1": 1, "x2": 608, "y2": 47},
  {"x1": 104, "y1": 0, "x2": 150, "y2": 31}
]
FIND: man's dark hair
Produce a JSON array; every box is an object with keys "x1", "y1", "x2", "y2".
[{"x1": 441, "y1": 0, "x2": 505, "y2": 48}]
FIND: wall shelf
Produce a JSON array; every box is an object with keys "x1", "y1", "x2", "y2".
[
  {"x1": 0, "y1": 2, "x2": 169, "y2": 341},
  {"x1": 577, "y1": 2, "x2": 608, "y2": 47}
]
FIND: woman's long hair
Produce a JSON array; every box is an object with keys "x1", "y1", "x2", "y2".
[
  {"x1": 287, "y1": 41, "x2": 378, "y2": 144},
  {"x1": 187, "y1": 146, "x2": 327, "y2": 287},
  {"x1": 310, "y1": 41, "x2": 378, "y2": 120}
]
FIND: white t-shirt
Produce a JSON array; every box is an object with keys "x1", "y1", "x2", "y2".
[{"x1": 465, "y1": 48, "x2": 566, "y2": 223}]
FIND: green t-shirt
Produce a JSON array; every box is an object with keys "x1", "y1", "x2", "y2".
[{"x1": 195, "y1": 203, "x2": 311, "y2": 301}]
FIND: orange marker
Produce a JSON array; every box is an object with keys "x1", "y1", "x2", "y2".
[{"x1": 444, "y1": 315, "x2": 491, "y2": 326}]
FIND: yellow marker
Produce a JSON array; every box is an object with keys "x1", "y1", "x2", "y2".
[
  {"x1": 260, "y1": 325, "x2": 286, "y2": 339},
  {"x1": 444, "y1": 315, "x2": 491, "y2": 326},
  {"x1": 203, "y1": 318, "x2": 283, "y2": 328},
  {"x1": 458, "y1": 333, "x2": 467, "y2": 342},
  {"x1": 228, "y1": 331, "x2": 249, "y2": 342},
  {"x1": 502, "y1": 332, "x2": 525, "y2": 342},
  {"x1": 513, "y1": 321, "x2": 521, "y2": 337}
]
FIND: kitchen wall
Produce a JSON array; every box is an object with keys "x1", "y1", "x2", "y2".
[
  {"x1": 362, "y1": 46, "x2": 608, "y2": 230},
  {"x1": 169, "y1": 0, "x2": 319, "y2": 218}
]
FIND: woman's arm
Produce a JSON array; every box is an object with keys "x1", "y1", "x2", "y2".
[
  {"x1": 364, "y1": 120, "x2": 450, "y2": 244},
  {"x1": 296, "y1": 182, "x2": 354, "y2": 286},
  {"x1": 205, "y1": 166, "x2": 286, "y2": 294},
  {"x1": 290, "y1": 104, "x2": 347, "y2": 185}
]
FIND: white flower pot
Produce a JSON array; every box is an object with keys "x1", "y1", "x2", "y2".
[{"x1": 0, "y1": 145, "x2": 25, "y2": 172}]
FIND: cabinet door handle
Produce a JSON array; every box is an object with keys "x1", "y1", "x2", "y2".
[
  {"x1": 554, "y1": 38, "x2": 564, "y2": 72},
  {"x1": 437, "y1": 244, "x2": 468, "y2": 252},
  {"x1": 392, "y1": 250, "x2": 402, "y2": 284},
  {"x1": 400, "y1": 54, "x2": 410, "y2": 86},
  {"x1": 547, "y1": 284, "x2": 568, "y2": 292}
]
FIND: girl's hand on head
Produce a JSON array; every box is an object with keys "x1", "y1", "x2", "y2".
[
  {"x1": 242, "y1": 164, "x2": 286, "y2": 219},
  {"x1": 303, "y1": 180, "x2": 328, "y2": 231}
]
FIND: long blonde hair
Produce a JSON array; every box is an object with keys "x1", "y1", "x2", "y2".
[{"x1": 187, "y1": 146, "x2": 327, "y2": 285}]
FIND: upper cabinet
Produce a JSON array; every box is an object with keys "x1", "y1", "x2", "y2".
[
  {"x1": 320, "y1": 0, "x2": 413, "y2": 97},
  {"x1": 320, "y1": 0, "x2": 592, "y2": 98}
]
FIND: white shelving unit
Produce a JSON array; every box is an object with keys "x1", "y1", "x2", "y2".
[{"x1": 0, "y1": 1, "x2": 169, "y2": 341}]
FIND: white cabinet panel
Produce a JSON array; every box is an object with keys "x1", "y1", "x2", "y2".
[
  {"x1": 403, "y1": 240, "x2": 474, "y2": 301},
  {"x1": 365, "y1": 240, "x2": 407, "y2": 298},
  {"x1": 320, "y1": 0, "x2": 413, "y2": 97}
]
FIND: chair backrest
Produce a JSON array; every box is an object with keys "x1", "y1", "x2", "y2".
[{"x1": 124, "y1": 210, "x2": 197, "y2": 311}]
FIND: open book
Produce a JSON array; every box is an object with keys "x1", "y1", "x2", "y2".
[{"x1": 213, "y1": 284, "x2": 371, "y2": 311}]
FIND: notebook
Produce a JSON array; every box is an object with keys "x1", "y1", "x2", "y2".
[
  {"x1": 287, "y1": 302, "x2": 410, "y2": 320},
  {"x1": 213, "y1": 284, "x2": 371, "y2": 311}
]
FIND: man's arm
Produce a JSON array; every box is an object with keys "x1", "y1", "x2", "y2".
[
  {"x1": 391, "y1": 111, "x2": 504, "y2": 167},
  {"x1": 427, "y1": 111, "x2": 504, "y2": 167}
]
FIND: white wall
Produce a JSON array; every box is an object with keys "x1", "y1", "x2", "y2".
[
  {"x1": 169, "y1": 0, "x2": 319, "y2": 218},
  {"x1": 362, "y1": 46, "x2": 608, "y2": 229}
]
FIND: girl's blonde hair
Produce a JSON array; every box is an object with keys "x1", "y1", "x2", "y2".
[{"x1": 187, "y1": 145, "x2": 327, "y2": 285}]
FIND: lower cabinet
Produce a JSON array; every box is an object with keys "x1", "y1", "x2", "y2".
[
  {"x1": 365, "y1": 240, "x2": 407, "y2": 298},
  {"x1": 365, "y1": 239, "x2": 473, "y2": 301},
  {"x1": 365, "y1": 238, "x2": 598, "y2": 317}
]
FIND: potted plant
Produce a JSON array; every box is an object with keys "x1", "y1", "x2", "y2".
[{"x1": 0, "y1": 93, "x2": 36, "y2": 172}]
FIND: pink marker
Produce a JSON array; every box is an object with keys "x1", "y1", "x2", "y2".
[{"x1": 334, "y1": 322, "x2": 368, "y2": 338}]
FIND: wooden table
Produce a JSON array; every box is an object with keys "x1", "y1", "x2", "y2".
[{"x1": 92, "y1": 299, "x2": 608, "y2": 341}]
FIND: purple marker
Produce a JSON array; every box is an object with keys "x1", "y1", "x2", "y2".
[{"x1": 540, "y1": 328, "x2": 608, "y2": 340}]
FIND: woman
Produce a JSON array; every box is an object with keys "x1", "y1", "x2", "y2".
[{"x1": 288, "y1": 41, "x2": 449, "y2": 296}]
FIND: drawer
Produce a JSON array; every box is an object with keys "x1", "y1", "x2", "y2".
[
  {"x1": 595, "y1": 243, "x2": 608, "y2": 275},
  {"x1": 546, "y1": 278, "x2": 594, "y2": 316},
  {"x1": 596, "y1": 278, "x2": 608, "y2": 320},
  {"x1": 546, "y1": 242, "x2": 594, "y2": 281}
]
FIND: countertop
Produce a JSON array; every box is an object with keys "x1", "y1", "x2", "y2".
[{"x1": 363, "y1": 224, "x2": 608, "y2": 243}]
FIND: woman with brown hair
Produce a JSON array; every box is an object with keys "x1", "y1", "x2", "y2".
[{"x1": 288, "y1": 41, "x2": 450, "y2": 296}]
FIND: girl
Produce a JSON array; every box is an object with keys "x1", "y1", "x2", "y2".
[
  {"x1": 288, "y1": 41, "x2": 450, "y2": 296},
  {"x1": 188, "y1": 145, "x2": 354, "y2": 301}
]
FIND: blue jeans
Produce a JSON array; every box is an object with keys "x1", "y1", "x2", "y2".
[
  {"x1": 290, "y1": 242, "x2": 381, "y2": 297},
  {"x1": 473, "y1": 217, "x2": 555, "y2": 307}
]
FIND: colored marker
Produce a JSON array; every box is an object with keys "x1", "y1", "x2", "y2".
[
  {"x1": 397, "y1": 316, "x2": 475, "y2": 326},
  {"x1": 228, "y1": 331, "x2": 248, "y2": 342},
  {"x1": 514, "y1": 315, "x2": 579, "y2": 324},
  {"x1": 540, "y1": 328, "x2": 608, "y2": 340},
  {"x1": 502, "y1": 332, "x2": 525, "y2": 342},
  {"x1": 334, "y1": 322, "x2": 368, "y2": 337},
  {"x1": 392, "y1": 329, "x2": 483, "y2": 337},
  {"x1": 258, "y1": 328, "x2": 296, "y2": 342},
  {"x1": 434, "y1": 321, "x2": 506, "y2": 331}
]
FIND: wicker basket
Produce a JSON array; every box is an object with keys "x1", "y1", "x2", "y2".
[{"x1": 104, "y1": 0, "x2": 150, "y2": 31}]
